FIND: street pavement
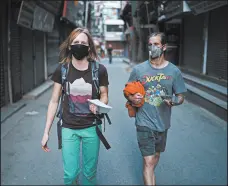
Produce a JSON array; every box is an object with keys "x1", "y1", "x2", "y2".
[{"x1": 1, "y1": 57, "x2": 227, "y2": 185}]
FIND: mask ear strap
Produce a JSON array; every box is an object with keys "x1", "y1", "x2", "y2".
[{"x1": 161, "y1": 44, "x2": 166, "y2": 51}]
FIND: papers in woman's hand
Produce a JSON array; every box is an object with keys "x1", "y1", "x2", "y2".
[{"x1": 87, "y1": 99, "x2": 112, "y2": 114}]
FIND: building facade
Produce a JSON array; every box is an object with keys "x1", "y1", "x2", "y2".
[
  {"x1": 157, "y1": 1, "x2": 228, "y2": 84},
  {"x1": 0, "y1": 0, "x2": 86, "y2": 108},
  {"x1": 92, "y1": 1, "x2": 126, "y2": 57},
  {"x1": 121, "y1": 0, "x2": 227, "y2": 82},
  {"x1": 120, "y1": 0, "x2": 227, "y2": 120}
]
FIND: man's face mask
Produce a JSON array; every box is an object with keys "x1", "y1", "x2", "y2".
[
  {"x1": 70, "y1": 44, "x2": 89, "y2": 60},
  {"x1": 148, "y1": 44, "x2": 164, "y2": 59}
]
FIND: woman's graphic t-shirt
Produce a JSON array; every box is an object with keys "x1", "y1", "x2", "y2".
[{"x1": 51, "y1": 62, "x2": 109, "y2": 129}]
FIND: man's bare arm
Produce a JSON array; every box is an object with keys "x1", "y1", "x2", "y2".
[
  {"x1": 164, "y1": 93, "x2": 185, "y2": 107},
  {"x1": 170, "y1": 93, "x2": 185, "y2": 106}
]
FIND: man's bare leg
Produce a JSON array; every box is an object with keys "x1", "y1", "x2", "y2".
[{"x1": 143, "y1": 152, "x2": 160, "y2": 186}]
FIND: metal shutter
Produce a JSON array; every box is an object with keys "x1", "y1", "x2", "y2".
[
  {"x1": 0, "y1": 1, "x2": 8, "y2": 107},
  {"x1": 47, "y1": 23, "x2": 60, "y2": 76},
  {"x1": 10, "y1": 7, "x2": 23, "y2": 102},
  {"x1": 207, "y1": 5, "x2": 228, "y2": 80},
  {"x1": 21, "y1": 27, "x2": 35, "y2": 94},
  {"x1": 182, "y1": 13, "x2": 204, "y2": 73},
  {"x1": 0, "y1": 31, "x2": 6, "y2": 107},
  {"x1": 34, "y1": 30, "x2": 45, "y2": 86}
]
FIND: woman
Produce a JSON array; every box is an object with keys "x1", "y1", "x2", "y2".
[{"x1": 41, "y1": 28, "x2": 109, "y2": 185}]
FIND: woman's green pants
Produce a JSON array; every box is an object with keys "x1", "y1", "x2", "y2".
[{"x1": 61, "y1": 126, "x2": 100, "y2": 185}]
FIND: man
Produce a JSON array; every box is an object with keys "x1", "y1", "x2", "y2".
[
  {"x1": 107, "y1": 44, "x2": 113, "y2": 64},
  {"x1": 125, "y1": 32, "x2": 187, "y2": 185}
]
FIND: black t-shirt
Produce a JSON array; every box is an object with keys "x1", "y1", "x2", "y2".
[
  {"x1": 107, "y1": 48, "x2": 113, "y2": 55},
  {"x1": 51, "y1": 62, "x2": 109, "y2": 129}
]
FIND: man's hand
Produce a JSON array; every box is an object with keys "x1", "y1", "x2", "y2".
[
  {"x1": 163, "y1": 99, "x2": 173, "y2": 107},
  {"x1": 164, "y1": 94, "x2": 185, "y2": 107},
  {"x1": 89, "y1": 104, "x2": 98, "y2": 114},
  {"x1": 128, "y1": 93, "x2": 143, "y2": 105}
]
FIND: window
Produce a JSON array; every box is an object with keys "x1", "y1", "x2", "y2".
[{"x1": 107, "y1": 25, "x2": 123, "y2": 32}]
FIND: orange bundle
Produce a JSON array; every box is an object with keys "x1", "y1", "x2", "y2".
[{"x1": 123, "y1": 81, "x2": 145, "y2": 117}]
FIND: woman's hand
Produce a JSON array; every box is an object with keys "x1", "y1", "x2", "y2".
[
  {"x1": 41, "y1": 133, "x2": 50, "y2": 152},
  {"x1": 89, "y1": 104, "x2": 98, "y2": 114}
]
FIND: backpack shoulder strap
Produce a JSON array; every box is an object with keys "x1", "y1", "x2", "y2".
[
  {"x1": 57, "y1": 63, "x2": 69, "y2": 150},
  {"x1": 91, "y1": 61, "x2": 100, "y2": 95},
  {"x1": 61, "y1": 63, "x2": 69, "y2": 86},
  {"x1": 56, "y1": 63, "x2": 69, "y2": 118}
]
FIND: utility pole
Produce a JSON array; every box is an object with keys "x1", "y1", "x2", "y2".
[
  {"x1": 145, "y1": 1, "x2": 151, "y2": 35},
  {"x1": 120, "y1": 0, "x2": 122, "y2": 13},
  {"x1": 85, "y1": 1, "x2": 89, "y2": 28}
]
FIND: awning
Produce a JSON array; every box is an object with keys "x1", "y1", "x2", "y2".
[
  {"x1": 17, "y1": 1, "x2": 56, "y2": 32},
  {"x1": 157, "y1": 1, "x2": 191, "y2": 22},
  {"x1": 35, "y1": 0, "x2": 62, "y2": 15},
  {"x1": 33, "y1": 6, "x2": 55, "y2": 32},
  {"x1": 61, "y1": 0, "x2": 84, "y2": 27},
  {"x1": 186, "y1": 1, "x2": 228, "y2": 15}
]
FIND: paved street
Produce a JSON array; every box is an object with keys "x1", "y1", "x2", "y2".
[{"x1": 1, "y1": 57, "x2": 227, "y2": 185}]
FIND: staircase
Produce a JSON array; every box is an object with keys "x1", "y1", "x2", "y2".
[{"x1": 182, "y1": 73, "x2": 227, "y2": 121}]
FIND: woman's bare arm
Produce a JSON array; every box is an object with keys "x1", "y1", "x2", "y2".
[
  {"x1": 99, "y1": 86, "x2": 108, "y2": 104},
  {"x1": 44, "y1": 82, "x2": 62, "y2": 135}
]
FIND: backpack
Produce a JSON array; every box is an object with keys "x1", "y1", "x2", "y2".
[{"x1": 56, "y1": 61, "x2": 111, "y2": 150}]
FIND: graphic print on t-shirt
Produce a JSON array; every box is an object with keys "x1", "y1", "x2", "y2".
[
  {"x1": 66, "y1": 77, "x2": 92, "y2": 115},
  {"x1": 141, "y1": 73, "x2": 172, "y2": 107}
]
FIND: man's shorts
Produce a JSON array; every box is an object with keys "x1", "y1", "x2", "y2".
[{"x1": 136, "y1": 125, "x2": 168, "y2": 157}]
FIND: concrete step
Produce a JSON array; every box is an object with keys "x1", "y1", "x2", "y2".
[
  {"x1": 1, "y1": 101, "x2": 27, "y2": 123},
  {"x1": 1, "y1": 79, "x2": 54, "y2": 124},
  {"x1": 185, "y1": 83, "x2": 227, "y2": 122},
  {"x1": 23, "y1": 79, "x2": 54, "y2": 100},
  {"x1": 183, "y1": 73, "x2": 227, "y2": 102}
]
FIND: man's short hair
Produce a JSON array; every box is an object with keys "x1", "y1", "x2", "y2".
[{"x1": 148, "y1": 32, "x2": 167, "y2": 45}]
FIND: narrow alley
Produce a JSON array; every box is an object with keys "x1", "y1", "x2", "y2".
[{"x1": 1, "y1": 58, "x2": 227, "y2": 185}]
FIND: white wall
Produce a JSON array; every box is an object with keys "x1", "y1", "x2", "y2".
[{"x1": 103, "y1": 1, "x2": 121, "y2": 9}]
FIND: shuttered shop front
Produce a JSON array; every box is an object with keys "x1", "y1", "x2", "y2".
[
  {"x1": 0, "y1": 34, "x2": 6, "y2": 107},
  {"x1": 21, "y1": 27, "x2": 35, "y2": 94},
  {"x1": 207, "y1": 5, "x2": 228, "y2": 80},
  {"x1": 47, "y1": 23, "x2": 60, "y2": 76},
  {"x1": 34, "y1": 30, "x2": 45, "y2": 87},
  {"x1": 182, "y1": 14, "x2": 204, "y2": 73},
  {"x1": 10, "y1": 6, "x2": 23, "y2": 102},
  {"x1": 0, "y1": 1, "x2": 9, "y2": 107}
]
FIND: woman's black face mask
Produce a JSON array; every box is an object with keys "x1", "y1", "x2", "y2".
[{"x1": 70, "y1": 44, "x2": 89, "y2": 60}]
